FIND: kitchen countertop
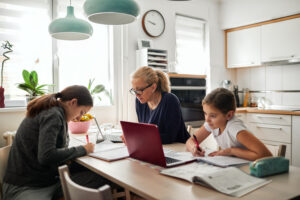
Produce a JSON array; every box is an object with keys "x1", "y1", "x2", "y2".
[{"x1": 236, "y1": 107, "x2": 300, "y2": 115}]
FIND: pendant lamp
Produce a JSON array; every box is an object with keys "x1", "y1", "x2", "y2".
[
  {"x1": 84, "y1": 0, "x2": 140, "y2": 25},
  {"x1": 49, "y1": 2, "x2": 93, "y2": 40}
]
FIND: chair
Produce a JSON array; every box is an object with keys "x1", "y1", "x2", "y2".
[
  {"x1": 58, "y1": 165, "x2": 113, "y2": 200},
  {"x1": 0, "y1": 145, "x2": 11, "y2": 200},
  {"x1": 265, "y1": 144, "x2": 286, "y2": 157}
]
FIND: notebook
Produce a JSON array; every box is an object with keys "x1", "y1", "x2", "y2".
[
  {"x1": 120, "y1": 121, "x2": 196, "y2": 168},
  {"x1": 93, "y1": 117, "x2": 123, "y2": 143}
]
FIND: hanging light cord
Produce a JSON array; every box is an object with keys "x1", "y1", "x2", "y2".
[{"x1": 69, "y1": 0, "x2": 72, "y2": 6}]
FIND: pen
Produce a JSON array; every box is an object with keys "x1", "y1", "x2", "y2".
[
  {"x1": 86, "y1": 134, "x2": 89, "y2": 144},
  {"x1": 192, "y1": 134, "x2": 201, "y2": 151}
]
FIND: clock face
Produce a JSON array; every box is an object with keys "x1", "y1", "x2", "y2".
[{"x1": 142, "y1": 10, "x2": 165, "y2": 37}]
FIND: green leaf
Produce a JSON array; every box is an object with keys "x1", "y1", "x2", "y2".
[
  {"x1": 88, "y1": 79, "x2": 94, "y2": 91},
  {"x1": 22, "y1": 70, "x2": 31, "y2": 85},
  {"x1": 30, "y1": 71, "x2": 38, "y2": 88},
  {"x1": 92, "y1": 84, "x2": 105, "y2": 94}
]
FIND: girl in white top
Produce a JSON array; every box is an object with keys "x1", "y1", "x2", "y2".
[{"x1": 186, "y1": 88, "x2": 272, "y2": 161}]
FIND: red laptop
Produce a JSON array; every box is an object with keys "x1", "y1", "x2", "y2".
[{"x1": 120, "y1": 121, "x2": 196, "y2": 168}]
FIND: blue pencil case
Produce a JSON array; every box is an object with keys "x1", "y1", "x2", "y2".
[{"x1": 249, "y1": 156, "x2": 289, "y2": 177}]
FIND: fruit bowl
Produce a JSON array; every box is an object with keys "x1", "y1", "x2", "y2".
[{"x1": 68, "y1": 120, "x2": 91, "y2": 134}]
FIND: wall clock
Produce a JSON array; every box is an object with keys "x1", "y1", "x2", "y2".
[{"x1": 142, "y1": 10, "x2": 165, "y2": 38}]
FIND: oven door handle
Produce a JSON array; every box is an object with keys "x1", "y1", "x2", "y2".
[{"x1": 171, "y1": 86, "x2": 206, "y2": 90}]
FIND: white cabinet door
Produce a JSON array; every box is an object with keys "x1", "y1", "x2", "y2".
[
  {"x1": 227, "y1": 26, "x2": 261, "y2": 68},
  {"x1": 261, "y1": 17, "x2": 300, "y2": 62},
  {"x1": 292, "y1": 116, "x2": 300, "y2": 167}
]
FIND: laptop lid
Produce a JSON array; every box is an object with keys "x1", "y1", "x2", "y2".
[{"x1": 120, "y1": 121, "x2": 194, "y2": 168}]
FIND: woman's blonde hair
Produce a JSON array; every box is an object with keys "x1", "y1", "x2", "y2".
[{"x1": 131, "y1": 66, "x2": 170, "y2": 93}]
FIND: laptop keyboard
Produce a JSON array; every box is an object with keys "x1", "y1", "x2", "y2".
[
  {"x1": 165, "y1": 157, "x2": 180, "y2": 164},
  {"x1": 104, "y1": 134, "x2": 123, "y2": 143}
]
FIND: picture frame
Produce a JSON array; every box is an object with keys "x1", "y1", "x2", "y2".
[{"x1": 138, "y1": 39, "x2": 153, "y2": 49}]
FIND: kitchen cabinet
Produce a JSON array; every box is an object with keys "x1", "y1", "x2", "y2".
[
  {"x1": 226, "y1": 26, "x2": 261, "y2": 68},
  {"x1": 246, "y1": 113, "x2": 292, "y2": 161},
  {"x1": 292, "y1": 116, "x2": 300, "y2": 167},
  {"x1": 261, "y1": 17, "x2": 300, "y2": 62}
]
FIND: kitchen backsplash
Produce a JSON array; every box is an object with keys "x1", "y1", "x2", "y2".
[{"x1": 235, "y1": 64, "x2": 300, "y2": 106}]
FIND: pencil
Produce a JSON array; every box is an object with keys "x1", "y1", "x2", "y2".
[
  {"x1": 193, "y1": 134, "x2": 201, "y2": 151},
  {"x1": 86, "y1": 135, "x2": 89, "y2": 143}
]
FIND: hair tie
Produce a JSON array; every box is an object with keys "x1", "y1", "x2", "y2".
[{"x1": 55, "y1": 92, "x2": 62, "y2": 99}]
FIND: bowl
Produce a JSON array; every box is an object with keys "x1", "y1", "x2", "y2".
[{"x1": 68, "y1": 120, "x2": 91, "y2": 134}]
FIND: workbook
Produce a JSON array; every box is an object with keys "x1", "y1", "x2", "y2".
[
  {"x1": 88, "y1": 140, "x2": 129, "y2": 161},
  {"x1": 160, "y1": 162, "x2": 271, "y2": 197}
]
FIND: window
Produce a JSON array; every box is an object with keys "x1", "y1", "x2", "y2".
[
  {"x1": 175, "y1": 14, "x2": 208, "y2": 75},
  {"x1": 0, "y1": 0, "x2": 113, "y2": 106},
  {"x1": 0, "y1": 0, "x2": 52, "y2": 100}
]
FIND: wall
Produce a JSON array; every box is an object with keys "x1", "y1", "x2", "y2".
[
  {"x1": 220, "y1": 0, "x2": 300, "y2": 106},
  {"x1": 220, "y1": 0, "x2": 300, "y2": 29},
  {"x1": 124, "y1": 0, "x2": 233, "y2": 121}
]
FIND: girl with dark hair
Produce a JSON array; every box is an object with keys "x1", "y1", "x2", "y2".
[
  {"x1": 2, "y1": 85, "x2": 108, "y2": 200},
  {"x1": 186, "y1": 88, "x2": 272, "y2": 161}
]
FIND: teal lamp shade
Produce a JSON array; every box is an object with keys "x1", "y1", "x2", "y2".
[
  {"x1": 49, "y1": 6, "x2": 93, "y2": 40},
  {"x1": 84, "y1": 0, "x2": 140, "y2": 25}
]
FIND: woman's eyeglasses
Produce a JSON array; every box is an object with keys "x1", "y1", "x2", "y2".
[{"x1": 129, "y1": 83, "x2": 153, "y2": 95}]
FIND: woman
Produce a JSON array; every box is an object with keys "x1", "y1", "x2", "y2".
[
  {"x1": 2, "y1": 85, "x2": 107, "y2": 200},
  {"x1": 129, "y1": 66, "x2": 190, "y2": 144}
]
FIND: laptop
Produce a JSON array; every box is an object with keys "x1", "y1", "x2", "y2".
[
  {"x1": 93, "y1": 117, "x2": 123, "y2": 143},
  {"x1": 120, "y1": 121, "x2": 196, "y2": 168}
]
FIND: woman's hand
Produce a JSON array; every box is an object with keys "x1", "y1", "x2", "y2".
[
  {"x1": 121, "y1": 134, "x2": 127, "y2": 145},
  {"x1": 83, "y1": 143, "x2": 95, "y2": 154},
  {"x1": 208, "y1": 148, "x2": 231, "y2": 157}
]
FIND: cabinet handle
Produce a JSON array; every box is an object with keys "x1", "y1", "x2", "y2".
[
  {"x1": 256, "y1": 125, "x2": 282, "y2": 130},
  {"x1": 256, "y1": 115, "x2": 282, "y2": 119}
]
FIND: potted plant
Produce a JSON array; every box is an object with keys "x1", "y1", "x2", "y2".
[
  {"x1": 17, "y1": 69, "x2": 53, "y2": 101},
  {"x1": 87, "y1": 78, "x2": 111, "y2": 103},
  {"x1": 0, "y1": 41, "x2": 13, "y2": 108}
]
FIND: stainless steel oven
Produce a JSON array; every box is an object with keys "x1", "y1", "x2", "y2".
[{"x1": 169, "y1": 75, "x2": 206, "y2": 127}]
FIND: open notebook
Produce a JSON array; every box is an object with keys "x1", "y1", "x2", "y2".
[
  {"x1": 176, "y1": 148, "x2": 250, "y2": 167},
  {"x1": 160, "y1": 162, "x2": 271, "y2": 197},
  {"x1": 88, "y1": 140, "x2": 129, "y2": 161}
]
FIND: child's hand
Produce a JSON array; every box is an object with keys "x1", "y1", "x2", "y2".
[
  {"x1": 186, "y1": 142, "x2": 205, "y2": 157},
  {"x1": 208, "y1": 148, "x2": 231, "y2": 156},
  {"x1": 83, "y1": 143, "x2": 95, "y2": 154}
]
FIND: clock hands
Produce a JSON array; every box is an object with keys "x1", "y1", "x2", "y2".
[{"x1": 147, "y1": 20, "x2": 156, "y2": 25}]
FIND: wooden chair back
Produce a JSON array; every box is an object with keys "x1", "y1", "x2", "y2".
[
  {"x1": 265, "y1": 144, "x2": 286, "y2": 157},
  {"x1": 58, "y1": 165, "x2": 113, "y2": 200},
  {"x1": 0, "y1": 145, "x2": 11, "y2": 200}
]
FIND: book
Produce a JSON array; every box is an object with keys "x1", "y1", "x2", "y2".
[
  {"x1": 88, "y1": 141, "x2": 129, "y2": 161},
  {"x1": 160, "y1": 162, "x2": 271, "y2": 197}
]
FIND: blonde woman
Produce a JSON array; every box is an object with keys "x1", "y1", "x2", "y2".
[{"x1": 129, "y1": 66, "x2": 190, "y2": 144}]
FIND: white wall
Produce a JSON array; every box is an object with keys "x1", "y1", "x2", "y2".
[
  {"x1": 220, "y1": 0, "x2": 300, "y2": 29},
  {"x1": 124, "y1": 0, "x2": 233, "y2": 121}
]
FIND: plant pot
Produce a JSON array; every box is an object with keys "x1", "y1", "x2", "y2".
[
  {"x1": 0, "y1": 87, "x2": 5, "y2": 108},
  {"x1": 68, "y1": 120, "x2": 91, "y2": 134}
]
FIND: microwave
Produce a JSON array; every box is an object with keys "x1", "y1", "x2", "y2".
[{"x1": 169, "y1": 75, "x2": 206, "y2": 126}]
